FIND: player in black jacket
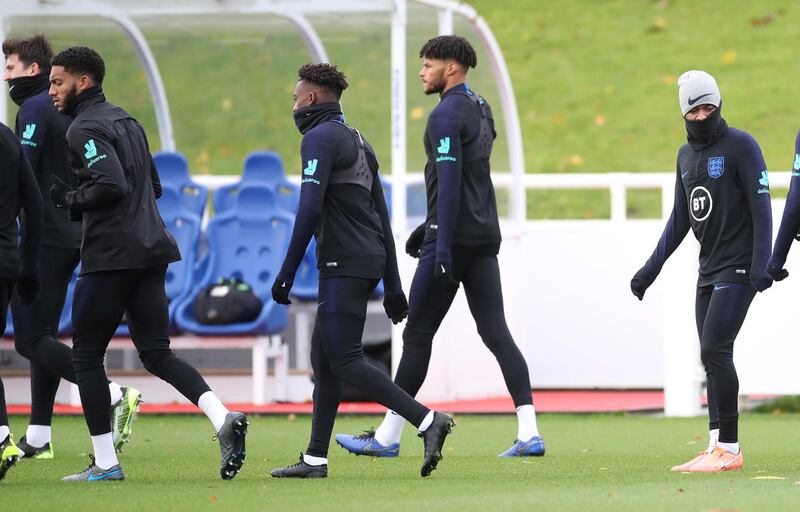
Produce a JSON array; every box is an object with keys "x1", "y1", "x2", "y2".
[
  {"x1": 47, "y1": 47, "x2": 247, "y2": 481},
  {"x1": 766, "y1": 131, "x2": 800, "y2": 280},
  {"x1": 0, "y1": 121, "x2": 42, "y2": 481},
  {"x1": 270, "y1": 63, "x2": 454, "y2": 479},
  {"x1": 3, "y1": 34, "x2": 137, "y2": 460},
  {"x1": 631, "y1": 70, "x2": 772, "y2": 473},
  {"x1": 336, "y1": 35, "x2": 542, "y2": 459}
]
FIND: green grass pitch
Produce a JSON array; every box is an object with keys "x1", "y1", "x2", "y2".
[{"x1": 3, "y1": 413, "x2": 800, "y2": 511}]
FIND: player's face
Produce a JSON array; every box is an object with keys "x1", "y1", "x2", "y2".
[
  {"x1": 49, "y1": 65, "x2": 78, "y2": 113},
  {"x1": 684, "y1": 104, "x2": 716, "y2": 121},
  {"x1": 419, "y1": 58, "x2": 448, "y2": 95},
  {"x1": 4, "y1": 53, "x2": 38, "y2": 81},
  {"x1": 292, "y1": 80, "x2": 315, "y2": 112}
]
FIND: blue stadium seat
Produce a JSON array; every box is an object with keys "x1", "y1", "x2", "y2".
[
  {"x1": 242, "y1": 151, "x2": 285, "y2": 183},
  {"x1": 153, "y1": 151, "x2": 208, "y2": 218},
  {"x1": 116, "y1": 186, "x2": 201, "y2": 336},
  {"x1": 213, "y1": 151, "x2": 298, "y2": 214},
  {"x1": 174, "y1": 186, "x2": 293, "y2": 335}
]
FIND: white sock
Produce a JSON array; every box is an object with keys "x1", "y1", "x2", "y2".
[
  {"x1": 374, "y1": 410, "x2": 406, "y2": 446},
  {"x1": 91, "y1": 433, "x2": 119, "y2": 469},
  {"x1": 516, "y1": 404, "x2": 540, "y2": 441},
  {"x1": 108, "y1": 382, "x2": 124, "y2": 405},
  {"x1": 717, "y1": 441, "x2": 739, "y2": 455},
  {"x1": 198, "y1": 391, "x2": 229, "y2": 432},
  {"x1": 303, "y1": 453, "x2": 327, "y2": 466},
  {"x1": 417, "y1": 411, "x2": 435, "y2": 432},
  {"x1": 0, "y1": 425, "x2": 9, "y2": 443},
  {"x1": 706, "y1": 428, "x2": 719, "y2": 453},
  {"x1": 24, "y1": 425, "x2": 51, "y2": 448}
]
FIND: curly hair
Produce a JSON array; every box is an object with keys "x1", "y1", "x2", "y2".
[
  {"x1": 2, "y1": 34, "x2": 53, "y2": 71},
  {"x1": 298, "y1": 63, "x2": 349, "y2": 99},
  {"x1": 51, "y1": 46, "x2": 106, "y2": 85},
  {"x1": 419, "y1": 35, "x2": 477, "y2": 69}
]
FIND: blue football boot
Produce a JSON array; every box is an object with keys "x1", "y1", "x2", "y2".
[
  {"x1": 334, "y1": 429, "x2": 400, "y2": 457},
  {"x1": 498, "y1": 436, "x2": 546, "y2": 457}
]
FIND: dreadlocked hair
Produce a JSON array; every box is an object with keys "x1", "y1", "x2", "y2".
[{"x1": 419, "y1": 35, "x2": 477, "y2": 69}]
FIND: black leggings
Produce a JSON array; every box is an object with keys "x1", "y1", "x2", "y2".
[
  {"x1": 307, "y1": 277, "x2": 429, "y2": 458},
  {"x1": 72, "y1": 265, "x2": 211, "y2": 436},
  {"x1": 393, "y1": 240, "x2": 532, "y2": 407},
  {"x1": 695, "y1": 282, "x2": 755, "y2": 444},
  {"x1": 0, "y1": 279, "x2": 14, "y2": 428},
  {"x1": 11, "y1": 246, "x2": 81, "y2": 426}
]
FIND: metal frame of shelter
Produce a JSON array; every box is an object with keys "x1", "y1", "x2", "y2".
[{"x1": 0, "y1": 0, "x2": 526, "y2": 228}]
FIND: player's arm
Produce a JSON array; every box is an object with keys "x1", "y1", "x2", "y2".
[
  {"x1": 60, "y1": 124, "x2": 128, "y2": 210},
  {"x1": 271, "y1": 126, "x2": 334, "y2": 303},
  {"x1": 768, "y1": 130, "x2": 800, "y2": 280},
  {"x1": 631, "y1": 162, "x2": 690, "y2": 300},
  {"x1": 16, "y1": 145, "x2": 43, "y2": 305},
  {"x1": 16, "y1": 99, "x2": 49, "y2": 176},
  {"x1": 737, "y1": 135, "x2": 773, "y2": 291},
  {"x1": 428, "y1": 103, "x2": 463, "y2": 283}
]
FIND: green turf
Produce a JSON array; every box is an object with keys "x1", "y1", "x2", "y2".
[{"x1": 3, "y1": 413, "x2": 800, "y2": 511}]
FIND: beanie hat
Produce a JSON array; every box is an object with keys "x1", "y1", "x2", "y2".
[{"x1": 677, "y1": 70, "x2": 721, "y2": 116}]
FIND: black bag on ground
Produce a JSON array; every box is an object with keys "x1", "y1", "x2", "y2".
[{"x1": 193, "y1": 277, "x2": 263, "y2": 325}]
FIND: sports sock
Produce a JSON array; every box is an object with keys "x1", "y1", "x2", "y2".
[
  {"x1": 417, "y1": 411, "x2": 435, "y2": 432},
  {"x1": 303, "y1": 453, "x2": 328, "y2": 466},
  {"x1": 91, "y1": 433, "x2": 119, "y2": 469},
  {"x1": 198, "y1": 391, "x2": 229, "y2": 432},
  {"x1": 108, "y1": 382, "x2": 123, "y2": 405},
  {"x1": 0, "y1": 425, "x2": 9, "y2": 444},
  {"x1": 24, "y1": 425, "x2": 51, "y2": 448},
  {"x1": 717, "y1": 441, "x2": 739, "y2": 455},
  {"x1": 706, "y1": 428, "x2": 719, "y2": 453},
  {"x1": 516, "y1": 404, "x2": 540, "y2": 441},
  {"x1": 374, "y1": 410, "x2": 405, "y2": 446}
]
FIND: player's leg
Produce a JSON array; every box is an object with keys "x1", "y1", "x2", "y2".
[
  {"x1": 460, "y1": 244, "x2": 543, "y2": 457},
  {"x1": 125, "y1": 265, "x2": 247, "y2": 480},
  {"x1": 62, "y1": 270, "x2": 127, "y2": 481},
  {"x1": 0, "y1": 279, "x2": 22, "y2": 481},
  {"x1": 337, "y1": 239, "x2": 458, "y2": 455},
  {"x1": 271, "y1": 319, "x2": 338, "y2": 478},
  {"x1": 688, "y1": 282, "x2": 754, "y2": 473},
  {"x1": 321, "y1": 277, "x2": 454, "y2": 477}
]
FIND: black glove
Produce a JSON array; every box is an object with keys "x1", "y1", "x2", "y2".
[
  {"x1": 69, "y1": 208, "x2": 83, "y2": 222},
  {"x1": 795, "y1": 229, "x2": 800, "y2": 241},
  {"x1": 767, "y1": 262, "x2": 789, "y2": 282},
  {"x1": 434, "y1": 260, "x2": 457, "y2": 287},
  {"x1": 630, "y1": 265, "x2": 657, "y2": 301},
  {"x1": 405, "y1": 223, "x2": 426, "y2": 258},
  {"x1": 16, "y1": 276, "x2": 38, "y2": 307},
  {"x1": 49, "y1": 175, "x2": 73, "y2": 209},
  {"x1": 383, "y1": 292, "x2": 409, "y2": 324},
  {"x1": 271, "y1": 275, "x2": 293, "y2": 305},
  {"x1": 750, "y1": 268, "x2": 773, "y2": 292}
]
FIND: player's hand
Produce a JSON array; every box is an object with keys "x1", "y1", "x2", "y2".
[
  {"x1": 49, "y1": 175, "x2": 73, "y2": 209},
  {"x1": 434, "y1": 261, "x2": 457, "y2": 287},
  {"x1": 795, "y1": 229, "x2": 800, "y2": 242},
  {"x1": 405, "y1": 223, "x2": 426, "y2": 258},
  {"x1": 383, "y1": 292, "x2": 409, "y2": 324},
  {"x1": 766, "y1": 263, "x2": 789, "y2": 282},
  {"x1": 630, "y1": 266, "x2": 656, "y2": 301},
  {"x1": 16, "y1": 276, "x2": 38, "y2": 306},
  {"x1": 271, "y1": 275, "x2": 293, "y2": 305},
  {"x1": 750, "y1": 268, "x2": 773, "y2": 292}
]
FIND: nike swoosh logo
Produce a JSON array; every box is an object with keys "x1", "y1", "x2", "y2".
[
  {"x1": 8, "y1": 85, "x2": 14, "y2": 92},
  {"x1": 440, "y1": 265, "x2": 446, "y2": 274},
  {"x1": 317, "y1": 301, "x2": 325, "y2": 307},
  {"x1": 714, "y1": 285, "x2": 730, "y2": 291},
  {"x1": 682, "y1": 171, "x2": 689, "y2": 178},
  {"x1": 281, "y1": 282, "x2": 286, "y2": 288},
  {"x1": 687, "y1": 93, "x2": 712, "y2": 106}
]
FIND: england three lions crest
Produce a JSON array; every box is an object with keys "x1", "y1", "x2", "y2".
[{"x1": 708, "y1": 157, "x2": 724, "y2": 179}]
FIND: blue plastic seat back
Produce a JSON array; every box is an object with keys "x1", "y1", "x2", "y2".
[
  {"x1": 158, "y1": 187, "x2": 201, "y2": 302},
  {"x1": 242, "y1": 151, "x2": 285, "y2": 185},
  {"x1": 204, "y1": 186, "x2": 293, "y2": 302},
  {"x1": 153, "y1": 151, "x2": 208, "y2": 218}
]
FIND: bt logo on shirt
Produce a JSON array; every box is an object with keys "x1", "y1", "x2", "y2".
[{"x1": 690, "y1": 186, "x2": 712, "y2": 222}]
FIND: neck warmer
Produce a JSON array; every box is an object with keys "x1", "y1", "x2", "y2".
[
  {"x1": 293, "y1": 102, "x2": 344, "y2": 135},
  {"x1": 8, "y1": 72, "x2": 50, "y2": 106},
  {"x1": 685, "y1": 106, "x2": 728, "y2": 150},
  {"x1": 66, "y1": 85, "x2": 105, "y2": 118}
]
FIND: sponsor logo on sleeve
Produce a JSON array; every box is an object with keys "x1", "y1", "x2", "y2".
[
  {"x1": 436, "y1": 136, "x2": 456, "y2": 163},
  {"x1": 21, "y1": 123, "x2": 37, "y2": 147},
  {"x1": 83, "y1": 139, "x2": 107, "y2": 168},
  {"x1": 302, "y1": 158, "x2": 320, "y2": 184},
  {"x1": 758, "y1": 170, "x2": 770, "y2": 194}
]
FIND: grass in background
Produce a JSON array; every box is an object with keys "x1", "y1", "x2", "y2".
[
  {"x1": 4, "y1": 414, "x2": 800, "y2": 511},
  {"x1": 5, "y1": 1, "x2": 799, "y2": 219}
]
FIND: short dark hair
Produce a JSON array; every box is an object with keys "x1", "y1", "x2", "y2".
[
  {"x1": 419, "y1": 35, "x2": 477, "y2": 69},
  {"x1": 298, "y1": 63, "x2": 349, "y2": 99},
  {"x1": 51, "y1": 46, "x2": 106, "y2": 85},
  {"x1": 2, "y1": 34, "x2": 53, "y2": 71}
]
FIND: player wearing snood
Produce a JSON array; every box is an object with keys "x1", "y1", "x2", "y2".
[{"x1": 631, "y1": 70, "x2": 772, "y2": 473}]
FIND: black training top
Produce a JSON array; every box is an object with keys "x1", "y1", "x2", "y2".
[
  {"x1": 641, "y1": 121, "x2": 772, "y2": 287},
  {"x1": 278, "y1": 102, "x2": 401, "y2": 290},
  {"x1": 0, "y1": 122, "x2": 43, "y2": 280},
  {"x1": 61, "y1": 88, "x2": 179, "y2": 274},
  {"x1": 15, "y1": 86, "x2": 82, "y2": 250},
  {"x1": 422, "y1": 82, "x2": 501, "y2": 264},
  {"x1": 768, "y1": 129, "x2": 800, "y2": 269}
]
